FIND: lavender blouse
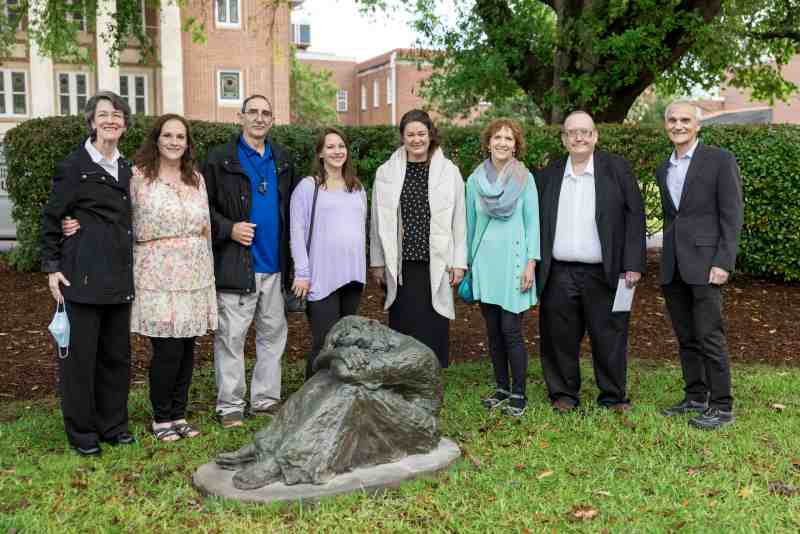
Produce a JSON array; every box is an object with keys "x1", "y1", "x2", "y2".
[{"x1": 289, "y1": 177, "x2": 367, "y2": 301}]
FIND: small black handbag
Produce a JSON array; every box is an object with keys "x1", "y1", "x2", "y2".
[{"x1": 284, "y1": 181, "x2": 320, "y2": 313}]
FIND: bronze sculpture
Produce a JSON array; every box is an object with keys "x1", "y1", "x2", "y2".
[{"x1": 216, "y1": 316, "x2": 444, "y2": 490}]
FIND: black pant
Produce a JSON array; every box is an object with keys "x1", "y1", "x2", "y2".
[
  {"x1": 390, "y1": 261, "x2": 450, "y2": 368},
  {"x1": 539, "y1": 261, "x2": 630, "y2": 407},
  {"x1": 662, "y1": 268, "x2": 732, "y2": 410},
  {"x1": 149, "y1": 337, "x2": 197, "y2": 423},
  {"x1": 305, "y1": 282, "x2": 363, "y2": 379},
  {"x1": 480, "y1": 303, "x2": 528, "y2": 398},
  {"x1": 59, "y1": 301, "x2": 131, "y2": 449}
]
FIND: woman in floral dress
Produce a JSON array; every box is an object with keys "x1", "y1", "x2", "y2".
[{"x1": 130, "y1": 114, "x2": 217, "y2": 441}]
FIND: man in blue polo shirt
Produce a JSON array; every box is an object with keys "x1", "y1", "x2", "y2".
[{"x1": 203, "y1": 95, "x2": 299, "y2": 428}]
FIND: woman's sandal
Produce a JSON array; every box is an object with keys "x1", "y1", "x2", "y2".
[
  {"x1": 172, "y1": 421, "x2": 201, "y2": 439},
  {"x1": 152, "y1": 425, "x2": 181, "y2": 442}
]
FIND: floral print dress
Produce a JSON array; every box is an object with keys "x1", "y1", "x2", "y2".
[{"x1": 129, "y1": 167, "x2": 217, "y2": 338}]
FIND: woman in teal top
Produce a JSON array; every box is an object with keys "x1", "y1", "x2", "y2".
[{"x1": 465, "y1": 118, "x2": 540, "y2": 417}]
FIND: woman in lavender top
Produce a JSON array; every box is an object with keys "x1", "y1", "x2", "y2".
[{"x1": 290, "y1": 127, "x2": 367, "y2": 379}]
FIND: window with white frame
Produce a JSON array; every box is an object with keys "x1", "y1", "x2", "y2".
[
  {"x1": 291, "y1": 23, "x2": 311, "y2": 47},
  {"x1": 216, "y1": 0, "x2": 240, "y2": 27},
  {"x1": 218, "y1": 70, "x2": 242, "y2": 104},
  {"x1": 386, "y1": 75, "x2": 393, "y2": 105},
  {"x1": 57, "y1": 72, "x2": 89, "y2": 116},
  {"x1": 360, "y1": 84, "x2": 366, "y2": 111},
  {"x1": 4, "y1": 0, "x2": 21, "y2": 26},
  {"x1": 336, "y1": 89, "x2": 348, "y2": 113},
  {"x1": 0, "y1": 70, "x2": 27, "y2": 116},
  {"x1": 65, "y1": 0, "x2": 86, "y2": 31},
  {"x1": 119, "y1": 74, "x2": 148, "y2": 114},
  {"x1": 373, "y1": 80, "x2": 379, "y2": 108}
]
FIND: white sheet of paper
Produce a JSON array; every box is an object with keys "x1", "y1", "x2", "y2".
[{"x1": 612, "y1": 278, "x2": 635, "y2": 312}]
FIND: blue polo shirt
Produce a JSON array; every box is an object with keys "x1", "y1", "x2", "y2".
[{"x1": 238, "y1": 136, "x2": 279, "y2": 274}]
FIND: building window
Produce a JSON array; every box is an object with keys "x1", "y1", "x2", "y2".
[
  {"x1": 386, "y1": 76, "x2": 393, "y2": 105},
  {"x1": 57, "y1": 72, "x2": 88, "y2": 116},
  {"x1": 291, "y1": 23, "x2": 311, "y2": 47},
  {"x1": 215, "y1": 0, "x2": 240, "y2": 27},
  {"x1": 65, "y1": 0, "x2": 86, "y2": 31},
  {"x1": 0, "y1": 70, "x2": 27, "y2": 116},
  {"x1": 218, "y1": 70, "x2": 242, "y2": 104},
  {"x1": 119, "y1": 74, "x2": 148, "y2": 114},
  {"x1": 4, "y1": 0, "x2": 21, "y2": 26},
  {"x1": 336, "y1": 89, "x2": 348, "y2": 113},
  {"x1": 373, "y1": 80, "x2": 380, "y2": 108},
  {"x1": 360, "y1": 84, "x2": 366, "y2": 111}
]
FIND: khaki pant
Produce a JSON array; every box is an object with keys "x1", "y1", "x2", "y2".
[{"x1": 214, "y1": 273, "x2": 287, "y2": 415}]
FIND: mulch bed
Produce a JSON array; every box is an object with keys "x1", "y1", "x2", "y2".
[{"x1": 2, "y1": 252, "x2": 798, "y2": 403}]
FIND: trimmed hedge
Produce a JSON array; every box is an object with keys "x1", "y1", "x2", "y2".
[{"x1": 5, "y1": 117, "x2": 800, "y2": 281}]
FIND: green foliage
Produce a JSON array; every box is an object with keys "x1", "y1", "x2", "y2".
[
  {"x1": 356, "y1": 0, "x2": 800, "y2": 124},
  {"x1": 5, "y1": 117, "x2": 800, "y2": 280},
  {"x1": 289, "y1": 49, "x2": 339, "y2": 127}
]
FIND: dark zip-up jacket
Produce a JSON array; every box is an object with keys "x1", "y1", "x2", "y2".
[
  {"x1": 202, "y1": 136, "x2": 299, "y2": 293},
  {"x1": 40, "y1": 142, "x2": 135, "y2": 305}
]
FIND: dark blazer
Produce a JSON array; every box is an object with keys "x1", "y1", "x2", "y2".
[
  {"x1": 40, "y1": 142, "x2": 135, "y2": 305},
  {"x1": 202, "y1": 136, "x2": 299, "y2": 293},
  {"x1": 655, "y1": 142, "x2": 743, "y2": 285},
  {"x1": 535, "y1": 150, "x2": 647, "y2": 294}
]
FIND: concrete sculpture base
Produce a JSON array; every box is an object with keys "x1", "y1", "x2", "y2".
[{"x1": 194, "y1": 438, "x2": 460, "y2": 504}]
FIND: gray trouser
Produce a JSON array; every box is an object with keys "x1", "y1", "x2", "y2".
[{"x1": 214, "y1": 272, "x2": 287, "y2": 415}]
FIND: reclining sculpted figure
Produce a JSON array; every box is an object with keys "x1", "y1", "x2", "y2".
[{"x1": 216, "y1": 316, "x2": 443, "y2": 490}]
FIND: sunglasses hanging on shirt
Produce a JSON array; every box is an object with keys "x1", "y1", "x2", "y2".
[{"x1": 257, "y1": 180, "x2": 268, "y2": 195}]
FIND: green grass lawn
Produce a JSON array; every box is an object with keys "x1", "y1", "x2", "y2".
[{"x1": 1, "y1": 359, "x2": 799, "y2": 533}]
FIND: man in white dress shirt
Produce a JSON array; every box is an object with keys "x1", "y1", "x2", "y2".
[{"x1": 535, "y1": 111, "x2": 646, "y2": 413}]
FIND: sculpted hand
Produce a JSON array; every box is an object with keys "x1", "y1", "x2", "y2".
[
  {"x1": 292, "y1": 278, "x2": 310, "y2": 299},
  {"x1": 708, "y1": 266, "x2": 729, "y2": 285},
  {"x1": 371, "y1": 266, "x2": 386, "y2": 288},
  {"x1": 521, "y1": 260, "x2": 536, "y2": 292},
  {"x1": 61, "y1": 217, "x2": 80, "y2": 237},
  {"x1": 449, "y1": 268, "x2": 465, "y2": 287},
  {"x1": 48, "y1": 272, "x2": 70, "y2": 303},
  {"x1": 231, "y1": 222, "x2": 257, "y2": 246},
  {"x1": 624, "y1": 271, "x2": 642, "y2": 289}
]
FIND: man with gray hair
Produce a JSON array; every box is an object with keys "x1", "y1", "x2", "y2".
[
  {"x1": 203, "y1": 95, "x2": 299, "y2": 428},
  {"x1": 657, "y1": 101, "x2": 743, "y2": 430}
]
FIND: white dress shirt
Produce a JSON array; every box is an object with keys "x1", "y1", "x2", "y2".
[
  {"x1": 552, "y1": 154, "x2": 603, "y2": 264},
  {"x1": 666, "y1": 139, "x2": 699, "y2": 210},
  {"x1": 84, "y1": 138, "x2": 121, "y2": 181}
]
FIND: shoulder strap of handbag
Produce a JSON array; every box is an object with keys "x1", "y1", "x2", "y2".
[
  {"x1": 470, "y1": 218, "x2": 492, "y2": 267},
  {"x1": 306, "y1": 179, "x2": 320, "y2": 253}
]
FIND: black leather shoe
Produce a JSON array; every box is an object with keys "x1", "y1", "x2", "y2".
[
  {"x1": 103, "y1": 433, "x2": 136, "y2": 446},
  {"x1": 689, "y1": 407, "x2": 734, "y2": 430},
  {"x1": 661, "y1": 399, "x2": 708, "y2": 417},
  {"x1": 72, "y1": 444, "x2": 102, "y2": 457}
]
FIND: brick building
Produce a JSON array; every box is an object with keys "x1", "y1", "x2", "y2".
[
  {"x1": 0, "y1": 0, "x2": 300, "y2": 239},
  {"x1": 0, "y1": 0, "x2": 298, "y2": 141},
  {"x1": 298, "y1": 48, "x2": 434, "y2": 126}
]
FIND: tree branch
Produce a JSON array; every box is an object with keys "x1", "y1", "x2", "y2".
[{"x1": 474, "y1": 0, "x2": 554, "y2": 112}]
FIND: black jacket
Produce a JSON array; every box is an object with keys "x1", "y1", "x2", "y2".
[
  {"x1": 40, "y1": 143, "x2": 134, "y2": 305},
  {"x1": 535, "y1": 150, "x2": 647, "y2": 294},
  {"x1": 202, "y1": 136, "x2": 299, "y2": 293},
  {"x1": 655, "y1": 143, "x2": 743, "y2": 285}
]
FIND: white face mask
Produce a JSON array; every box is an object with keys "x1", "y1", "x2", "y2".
[{"x1": 48, "y1": 302, "x2": 70, "y2": 359}]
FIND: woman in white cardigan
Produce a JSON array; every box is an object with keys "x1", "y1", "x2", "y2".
[{"x1": 369, "y1": 109, "x2": 467, "y2": 368}]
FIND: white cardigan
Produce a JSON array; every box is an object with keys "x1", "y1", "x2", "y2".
[{"x1": 369, "y1": 146, "x2": 467, "y2": 320}]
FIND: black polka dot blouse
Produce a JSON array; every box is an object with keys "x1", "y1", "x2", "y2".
[{"x1": 400, "y1": 161, "x2": 431, "y2": 262}]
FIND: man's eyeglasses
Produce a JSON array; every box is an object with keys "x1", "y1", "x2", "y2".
[
  {"x1": 562, "y1": 128, "x2": 594, "y2": 139},
  {"x1": 244, "y1": 109, "x2": 273, "y2": 120}
]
